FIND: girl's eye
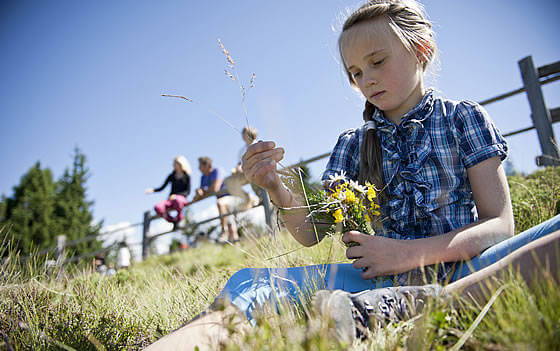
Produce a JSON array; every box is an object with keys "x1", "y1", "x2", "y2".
[
  {"x1": 372, "y1": 58, "x2": 385, "y2": 66},
  {"x1": 351, "y1": 71, "x2": 362, "y2": 79}
]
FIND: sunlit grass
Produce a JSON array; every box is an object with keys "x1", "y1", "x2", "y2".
[{"x1": 1, "y1": 168, "x2": 558, "y2": 350}]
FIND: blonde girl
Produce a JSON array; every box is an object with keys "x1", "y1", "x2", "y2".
[
  {"x1": 145, "y1": 155, "x2": 192, "y2": 225},
  {"x1": 146, "y1": 1, "x2": 560, "y2": 348}
]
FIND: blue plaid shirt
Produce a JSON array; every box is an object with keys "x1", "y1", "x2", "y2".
[
  {"x1": 322, "y1": 90, "x2": 508, "y2": 283},
  {"x1": 323, "y1": 90, "x2": 507, "y2": 249}
]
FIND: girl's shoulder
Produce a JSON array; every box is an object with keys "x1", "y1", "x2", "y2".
[
  {"x1": 433, "y1": 94, "x2": 507, "y2": 167},
  {"x1": 430, "y1": 95, "x2": 497, "y2": 132},
  {"x1": 433, "y1": 95, "x2": 489, "y2": 121},
  {"x1": 323, "y1": 128, "x2": 363, "y2": 182},
  {"x1": 338, "y1": 127, "x2": 362, "y2": 138},
  {"x1": 333, "y1": 127, "x2": 364, "y2": 147}
]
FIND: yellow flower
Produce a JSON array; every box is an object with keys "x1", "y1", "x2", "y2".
[
  {"x1": 344, "y1": 189, "x2": 357, "y2": 203},
  {"x1": 329, "y1": 184, "x2": 346, "y2": 201},
  {"x1": 365, "y1": 214, "x2": 371, "y2": 222},
  {"x1": 371, "y1": 210, "x2": 381, "y2": 216},
  {"x1": 367, "y1": 185, "x2": 377, "y2": 202},
  {"x1": 333, "y1": 209, "x2": 344, "y2": 223}
]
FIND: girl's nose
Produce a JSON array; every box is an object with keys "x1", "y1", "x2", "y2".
[
  {"x1": 363, "y1": 70, "x2": 378, "y2": 86},
  {"x1": 365, "y1": 78, "x2": 378, "y2": 87}
]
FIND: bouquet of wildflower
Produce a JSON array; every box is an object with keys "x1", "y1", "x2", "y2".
[{"x1": 305, "y1": 172, "x2": 381, "y2": 245}]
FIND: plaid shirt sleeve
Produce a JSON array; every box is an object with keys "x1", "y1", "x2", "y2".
[
  {"x1": 322, "y1": 128, "x2": 361, "y2": 182},
  {"x1": 454, "y1": 101, "x2": 508, "y2": 168}
]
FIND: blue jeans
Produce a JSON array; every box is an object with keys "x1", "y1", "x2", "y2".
[{"x1": 217, "y1": 215, "x2": 560, "y2": 322}]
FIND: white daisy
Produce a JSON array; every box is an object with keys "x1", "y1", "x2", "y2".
[{"x1": 328, "y1": 171, "x2": 348, "y2": 185}]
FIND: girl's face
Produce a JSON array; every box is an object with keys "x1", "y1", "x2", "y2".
[
  {"x1": 173, "y1": 161, "x2": 182, "y2": 172},
  {"x1": 340, "y1": 18, "x2": 424, "y2": 122}
]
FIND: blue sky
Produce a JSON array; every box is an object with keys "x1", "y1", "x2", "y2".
[{"x1": 1, "y1": 0, "x2": 559, "y2": 234}]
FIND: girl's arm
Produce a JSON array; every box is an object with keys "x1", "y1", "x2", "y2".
[
  {"x1": 147, "y1": 174, "x2": 172, "y2": 193},
  {"x1": 242, "y1": 141, "x2": 328, "y2": 247},
  {"x1": 345, "y1": 156, "x2": 515, "y2": 279}
]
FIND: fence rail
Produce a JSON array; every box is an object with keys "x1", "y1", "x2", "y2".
[{"x1": 478, "y1": 68, "x2": 559, "y2": 106}]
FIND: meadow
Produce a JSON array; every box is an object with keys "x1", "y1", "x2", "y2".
[{"x1": 1, "y1": 167, "x2": 559, "y2": 350}]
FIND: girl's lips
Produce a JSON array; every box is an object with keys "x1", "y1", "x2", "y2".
[{"x1": 370, "y1": 91, "x2": 385, "y2": 99}]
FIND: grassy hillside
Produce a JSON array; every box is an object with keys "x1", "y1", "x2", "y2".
[{"x1": 1, "y1": 167, "x2": 559, "y2": 350}]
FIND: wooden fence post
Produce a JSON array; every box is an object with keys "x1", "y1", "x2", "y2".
[
  {"x1": 518, "y1": 56, "x2": 560, "y2": 166},
  {"x1": 142, "y1": 211, "x2": 151, "y2": 260}
]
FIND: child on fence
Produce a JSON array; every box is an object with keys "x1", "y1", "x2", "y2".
[
  {"x1": 224, "y1": 126, "x2": 261, "y2": 210},
  {"x1": 193, "y1": 156, "x2": 240, "y2": 243},
  {"x1": 146, "y1": 1, "x2": 560, "y2": 348},
  {"x1": 145, "y1": 156, "x2": 191, "y2": 227}
]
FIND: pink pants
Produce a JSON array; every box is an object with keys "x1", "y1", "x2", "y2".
[{"x1": 154, "y1": 195, "x2": 188, "y2": 223}]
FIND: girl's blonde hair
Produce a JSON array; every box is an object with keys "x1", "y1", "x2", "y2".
[
  {"x1": 339, "y1": 0, "x2": 436, "y2": 194},
  {"x1": 174, "y1": 155, "x2": 192, "y2": 175}
]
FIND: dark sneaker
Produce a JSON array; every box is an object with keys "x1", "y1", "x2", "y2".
[
  {"x1": 350, "y1": 285, "x2": 444, "y2": 328},
  {"x1": 312, "y1": 285, "x2": 444, "y2": 342}
]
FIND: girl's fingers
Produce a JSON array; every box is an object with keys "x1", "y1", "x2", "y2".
[
  {"x1": 243, "y1": 158, "x2": 279, "y2": 190},
  {"x1": 346, "y1": 246, "x2": 363, "y2": 259},
  {"x1": 352, "y1": 258, "x2": 367, "y2": 269},
  {"x1": 245, "y1": 158, "x2": 275, "y2": 178},
  {"x1": 252, "y1": 159, "x2": 277, "y2": 178},
  {"x1": 243, "y1": 141, "x2": 276, "y2": 162},
  {"x1": 342, "y1": 231, "x2": 365, "y2": 245},
  {"x1": 241, "y1": 141, "x2": 286, "y2": 189},
  {"x1": 361, "y1": 267, "x2": 376, "y2": 280},
  {"x1": 242, "y1": 148, "x2": 284, "y2": 172}
]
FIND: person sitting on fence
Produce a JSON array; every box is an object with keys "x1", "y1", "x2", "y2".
[
  {"x1": 145, "y1": 155, "x2": 192, "y2": 228},
  {"x1": 193, "y1": 156, "x2": 239, "y2": 243},
  {"x1": 224, "y1": 126, "x2": 262, "y2": 210}
]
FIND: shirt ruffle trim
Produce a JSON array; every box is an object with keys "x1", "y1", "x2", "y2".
[
  {"x1": 384, "y1": 127, "x2": 435, "y2": 226},
  {"x1": 366, "y1": 90, "x2": 438, "y2": 230}
]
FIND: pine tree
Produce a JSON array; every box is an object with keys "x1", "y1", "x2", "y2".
[
  {"x1": 1, "y1": 149, "x2": 102, "y2": 259},
  {"x1": 0, "y1": 162, "x2": 58, "y2": 255},
  {"x1": 54, "y1": 148, "x2": 102, "y2": 257}
]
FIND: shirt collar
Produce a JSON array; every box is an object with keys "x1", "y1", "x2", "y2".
[{"x1": 364, "y1": 89, "x2": 435, "y2": 133}]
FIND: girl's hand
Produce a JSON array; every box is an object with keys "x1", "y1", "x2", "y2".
[
  {"x1": 343, "y1": 231, "x2": 414, "y2": 279},
  {"x1": 242, "y1": 141, "x2": 285, "y2": 191}
]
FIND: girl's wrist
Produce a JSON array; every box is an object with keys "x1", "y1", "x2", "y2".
[
  {"x1": 268, "y1": 183, "x2": 295, "y2": 208},
  {"x1": 400, "y1": 238, "x2": 431, "y2": 271}
]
